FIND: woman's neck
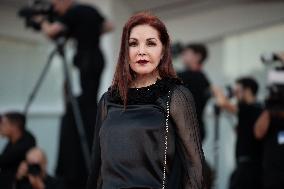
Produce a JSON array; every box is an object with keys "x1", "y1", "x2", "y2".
[{"x1": 131, "y1": 72, "x2": 160, "y2": 88}]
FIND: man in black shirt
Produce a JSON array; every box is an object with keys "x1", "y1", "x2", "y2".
[
  {"x1": 33, "y1": 0, "x2": 113, "y2": 188},
  {"x1": 178, "y1": 44, "x2": 215, "y2": 188},
  {"x1": 255, "y1": 111, "x2": 284, "y2": 189},
  {"x1": 0, "y1": 112, "x2": 36, "y2": 189},
  {"x1": 178, "y1": 44, "x2": 211, "y2": 142},
  {"x1": 40, "y1": 0, "x2": 113, "y2": 103},
  {"x1": 216, "y1": 77, "x2": 263, "y2": 189}
]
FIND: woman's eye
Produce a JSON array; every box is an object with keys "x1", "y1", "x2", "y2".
[
  {"x1": 147, "y1": 42, "x2": 156, "y2": 46},
  {"x1": 129, "y1": 42, "x2": 137, "y2": 47}
]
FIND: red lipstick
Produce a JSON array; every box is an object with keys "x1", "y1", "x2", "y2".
[{"x1": 137, "y1": 60, "x2": 149, "y2": 64}]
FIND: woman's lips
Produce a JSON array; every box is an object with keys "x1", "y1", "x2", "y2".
[{"x1": 136, "y1": 60, "x2": 149, "y2": 64}]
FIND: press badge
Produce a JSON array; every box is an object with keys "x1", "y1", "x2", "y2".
[{"x1": 278, "y1": 131, "x2": 284, "y2": 145}]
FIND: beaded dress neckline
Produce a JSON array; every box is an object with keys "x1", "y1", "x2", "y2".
[{"x1": 108, "y1": 77, "x2": 182, "y2": 105}]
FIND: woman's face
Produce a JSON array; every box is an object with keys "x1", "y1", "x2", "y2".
[{"x1": 128, "y1": 25, "x2": 163, "y2": 77}]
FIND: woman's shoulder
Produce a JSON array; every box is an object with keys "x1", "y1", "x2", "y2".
[
  {"x1": 164, "y1": 77, "x2": 189, "y2": 94},
  {"x1": 97, "y1": 91, "x2": 111, "y2": 104},
  {"x1": 170, "y1": 82, "x2": 195, "y2": 103}
]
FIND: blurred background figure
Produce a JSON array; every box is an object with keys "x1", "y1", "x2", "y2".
[
  {"x1": 215, "y1": 77, "x2": 263, "y2": 189},
  {"x1": 28, "y1": 0, "x2": 114, "y2": 188},
  {"x1": 178, "y1": 43, "x2": 211, "y2": 142},
  {"x1": 16, "y1": 147, "x2": 63, "y2": 189},
  {"x1": 0, "y1": 112, "x2": 36, "y2": 189},
  {"x1": 254, "y1": 53, "x2": 284, "y2": 189},
  {"x1": 255, "y1": 111, "x2": 284, "y2": 189},
  {"x1": 177, "y1": 43, "x2": 215, "y2": 188}
]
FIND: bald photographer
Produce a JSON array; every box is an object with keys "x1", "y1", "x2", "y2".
[{"x1": 16, "y1": 147, "x2": 63, "y2": 189}]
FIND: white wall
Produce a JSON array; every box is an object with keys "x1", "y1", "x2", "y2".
[{"x1": 164, "y1": 2, "x2": 284, "y2": 43}]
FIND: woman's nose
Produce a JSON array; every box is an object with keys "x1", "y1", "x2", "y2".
[{"x1": 138, "y1": 45, "x2": 146, "y2": 56}]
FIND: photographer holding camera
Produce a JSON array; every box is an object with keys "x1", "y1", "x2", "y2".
[
  {"x1": 19, "y1": 0, "x2": 114, "y2": 188},
  {"x1": 255, "y1": 111, "x2": 284, "y2": 189},
  {"x1": 0, "y1": 112, "x2": 36, "y2": 189},
  {"x1": 16, "y1": 147, "x2": 63, "y2": 189},
  {"x1": 254, "y1": 52, "x2": 284, "y2": 189},
  {"x1": 215, "y1": 77, "x2": 263, "y2": 189}
]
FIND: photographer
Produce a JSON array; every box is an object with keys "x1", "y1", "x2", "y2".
[
  {"x1": 16, "y1": 147, "x2": 63, "y2": 189},
  {"x1": 26, "y1": 0, "x2": 114, "y2": 188},
  {"x1": 254, "y1": 52, "x2": 284, "y2": 189},
  {"x1": 37, "y1": 0, "x2": 113, "y2": 105},
  {"x1": 0, "y1": 112, "x2": 36, "y2": 189},
  {"x1": 255, "y1": 111, "x2": 284, "y2": 189},
  {"x1": 215, "y1": 77, "x2": 263, "y2": 189}
]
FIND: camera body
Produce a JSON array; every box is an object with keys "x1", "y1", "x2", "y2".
[
  {"x1": 28, "y1": 163, "x2": 42, "y2": 176},
  {"x1": 18, "y1": 0, "x2": 56, "y2": 31},
  {"x1": 264, "y1": 68, "x2": 284, "y2": 112},
  {"x1": 261, "y1": 53, "x2": 284, "y2": 112}
]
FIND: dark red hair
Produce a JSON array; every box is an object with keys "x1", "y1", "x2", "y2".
[{"x1": 111, "y1": 12, "x2": 177, "y2": 106}]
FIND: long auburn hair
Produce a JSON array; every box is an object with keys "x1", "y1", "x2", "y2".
[{"x1": 111, "y1": 12, "x2": 177, "y2": 106}]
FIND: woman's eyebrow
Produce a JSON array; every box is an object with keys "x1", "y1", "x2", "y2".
[
  {"x1": 146, "y1": 38, "x2": 158, "y2": 41},
  {"x1": 128, "y1": 37, "x2": 158, "y2": 42}
]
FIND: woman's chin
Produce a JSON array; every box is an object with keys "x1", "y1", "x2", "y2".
[{"x1": 135, "y1": 70, "x2": 158, "y2": 77}]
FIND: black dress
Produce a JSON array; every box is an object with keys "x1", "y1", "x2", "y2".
[{"x1": 86, "y1": 78, "x2": 206, "y2": 189}]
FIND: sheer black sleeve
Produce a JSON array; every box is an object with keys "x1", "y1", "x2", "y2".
[
  {"x1": 170, "y1": 85, "x2": 207, "y2": 189},
  {"x1": 86, "y1": 93, "x2": 108, "y2": 189}
]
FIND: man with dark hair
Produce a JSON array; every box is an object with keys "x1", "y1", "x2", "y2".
[
  {"x1": 236, "y1": 78, "x2": 258, "y2": 96},
  {"x1": 178, "y1": 43, "x2": 211, "y2": 142},
  {"x1": 0, "y1": 112, "x2": 36, "y2": 189},
  {"x1": 178, "y1": 44, "x2": 214, "y2": 188},
  {"x1": 216, "y1": 77, "x2": 263, "y2": 189}
]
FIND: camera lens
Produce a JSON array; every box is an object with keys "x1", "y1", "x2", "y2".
[{"x1": 28, "y1": 164, "x2": 41, "y2": 176}]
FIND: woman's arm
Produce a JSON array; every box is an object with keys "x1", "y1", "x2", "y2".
[
  {"x1": 86, "y1": 93, "x2": 108, "y2": 189},
  {"x1": 170, "y1": 86, "x2": 207, "y2": 189}
]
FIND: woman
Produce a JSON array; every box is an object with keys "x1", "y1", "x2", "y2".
[{"x1": 87, "y1": 12, "x2": 207, "y2": 189}]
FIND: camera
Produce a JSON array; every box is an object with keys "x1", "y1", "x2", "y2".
[
  {"x1": 261, "y1": 52, "x2": 284, "y2": 112},
  {"x1": 261, "y1": 53, "x2": 283, "y2": 64},
  {"x1": 18, "y1": 0, "x2": 56, "y2": 31},
  {"x1": 28, "y1": 163, "x2": 42, "y2": 176}
]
